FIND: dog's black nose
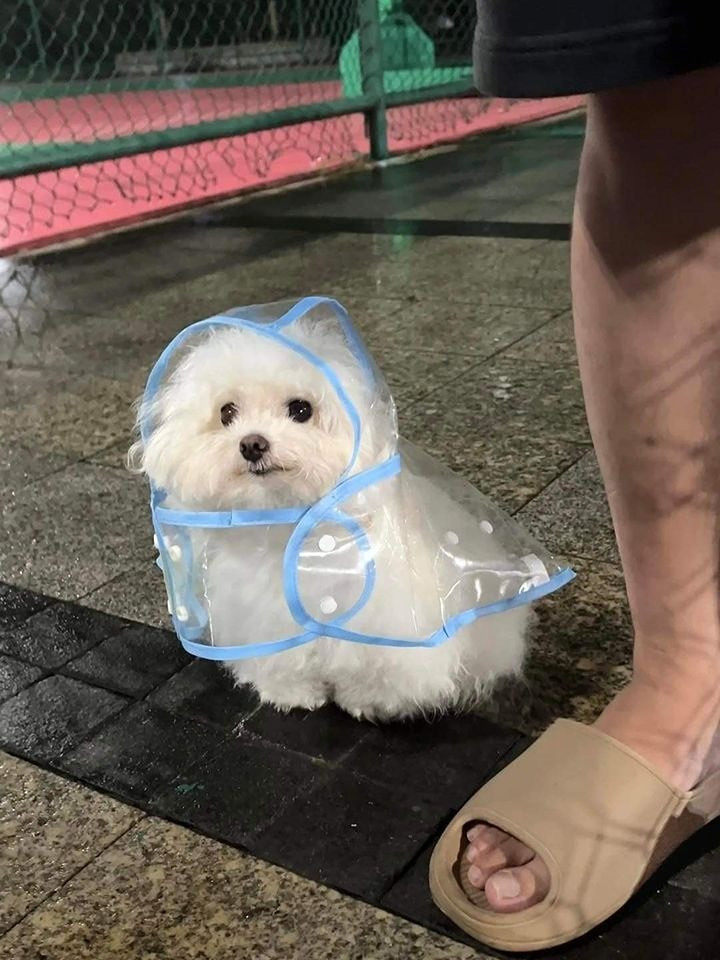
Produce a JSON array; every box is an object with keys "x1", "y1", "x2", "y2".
[{"x1": 240, "y1": 434, "x2": 270, "y2": 463}]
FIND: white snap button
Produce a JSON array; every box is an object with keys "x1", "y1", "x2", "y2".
[
  {"x1": 445, "y1": 531, "x2": 459, "y2": 546},
  {"x1": 168, "y1": 544, "x2": 182, "y2": 562},
  {"x1": 480, "y1": 520, "x2": 493, "y2": 534},
  {"x1": 175, "y1": 605, "x2": 189, "y2": 622},
  {"x1": 320, "y1": 596, "x2": 338, "y2": 615},
  {"x1": 318, "y1": 535, "x2": 336, "y2": 553}
]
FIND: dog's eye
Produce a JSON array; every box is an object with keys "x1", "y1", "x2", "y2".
[
  {"x1": 220, "y1": 402, "x2": 238, "y2": 427},
  {"x1": 288, "y1": 399, "x2": 313, "y2": 423}
]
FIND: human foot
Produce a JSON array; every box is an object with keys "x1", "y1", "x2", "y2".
[{"x1": 463, "y1": 674, "x2": 720, "y2": 913}]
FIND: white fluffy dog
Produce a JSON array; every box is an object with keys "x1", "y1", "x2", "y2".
[{"x1": 131, "y1": 316, "x2": 527, "y2": 721}]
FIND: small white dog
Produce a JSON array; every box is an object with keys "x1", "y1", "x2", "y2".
[{"x1": 131, "y1": 314, "x2": 528, "y2": 721}]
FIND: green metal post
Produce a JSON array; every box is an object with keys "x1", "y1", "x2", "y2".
[
  {"x1": 358, "y1": 0, "x2": 388, "y2": 160},
  {"x1": 294, "y1": 0, "x2": 305, "y2": 61},
  {"x1": 27, "y1": 0, "x2": 47, "y2": 74},
  {"x1": 150, "y1": 2, "x2": 168, "y2": 75}
]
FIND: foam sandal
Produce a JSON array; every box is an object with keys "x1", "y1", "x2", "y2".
[{"x1": 429, "y1": 719, "x2": 720, "y2": 952}]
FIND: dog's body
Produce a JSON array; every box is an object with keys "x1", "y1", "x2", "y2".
[{"x1": 133, "y1": 315, "x2": 527, "y2": 721}]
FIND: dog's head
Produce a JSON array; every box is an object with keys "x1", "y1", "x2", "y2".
[{"x1": 130, "y1": 319, "x2": 394, "y2": 509}]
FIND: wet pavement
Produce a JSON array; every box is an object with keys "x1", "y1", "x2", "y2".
[{"x1": 2, "y1": 121, "x2": 719, "y2": 959}]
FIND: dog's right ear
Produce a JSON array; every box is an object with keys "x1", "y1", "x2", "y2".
[
  {"x1": 126, "y1": 437, "x2": 145, "y2": 474},
  {"x1": 126, "y1": 393, "x2": 149, "y2": 474}
]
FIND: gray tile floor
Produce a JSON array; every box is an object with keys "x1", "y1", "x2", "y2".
[{"x1": 0, "y1": 125, "x2": 650, "y2": 957}]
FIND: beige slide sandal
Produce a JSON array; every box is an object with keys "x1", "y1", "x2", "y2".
[{"x1": 429, "y1": 719, "x2": 720, "y2": 952}]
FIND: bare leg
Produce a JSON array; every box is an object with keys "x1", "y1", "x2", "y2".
[{"x1": 466, "y1": 66, "x2": 720, "y2": 911}]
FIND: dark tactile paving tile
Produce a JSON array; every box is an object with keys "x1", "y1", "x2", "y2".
[
  {"x1": 0, "y1": 675, "x2": 128, "y2": 763},
  {"x1": 384, "y1": 848, "x2": 720, "y2": 960},
  {"x1": 381, "y1": 737, "x2": 532, "y2": 945},
  {"x1": 251, "y1": 768, "x2": 450, "y2": 901},
  {"x1": 0, "y1": 602, "x2": 128, "y2": 669},
  {"x1": 148, "y1": 659, "x2": 259, "y2": 730},
  {"x1": 244, "y1": 702, "x2": 368, "y2": 763},
  {"x1": 344, "y1": 714, "x2": 521, "y2": 809},
  {"x1": 62, "y1": 623, "x2": 190, "y2": 698},
  {"x1": 0, "y1": 654, "x2": 43, "y2": 702},
  {"x1": 0, "y1": 582, "x2": 51, "y2": 630},
  {"x1": 381, "y1": 844, "x2": 479, "y2": 950},
  {"x1": 57, "y1": 700, "x2": 228, "y2": 805},
  {"x1": 550, "y1": 884, "x2": 720, "y2": 960},
  {"x1": 155, "y1": 735, "x2": 327, "y2": 846},
  {"x1": 667, "y1": 818, "x2": 720, "y2": 904},
  {"x1": 519, "y1": 450, "x2": 618, "y2": 563}
]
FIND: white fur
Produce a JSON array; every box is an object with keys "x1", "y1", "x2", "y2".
[{"x1": 131, "y1": 320, "x2": 527, "y2": 721}]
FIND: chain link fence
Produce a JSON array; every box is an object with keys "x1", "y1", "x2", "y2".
[{"x1": 0, "y1": 0, "x2": 579, "y2": 254}]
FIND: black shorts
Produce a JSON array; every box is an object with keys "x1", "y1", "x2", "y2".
[{"x1": 474, "y1": 2, "x2": 720, "y2": 97}]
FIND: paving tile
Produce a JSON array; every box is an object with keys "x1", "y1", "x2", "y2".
[
  {"x1": 15, "y1": 239, "x2": 245, "y2": 317},
  {"x1": 78, "y1": 562, "x2": 169, "y2": 628},
  {"x1": 519, "y1": 558, "x2": 632, "y2": 733},
  {"x1": 505, "y1": 308, "x2": 576, "y2": 365},
  {"x1": 0, "y1": 675, "x2": 128, "y2": 762},
  {"x1": 519, "y1": 450, "x2": 618, "y2": 563},
  {"x1": 0, "y1": 601, "x2": 128, "y2": 669},
  {"x1": 0, "y1": 462, "x2": 152, "y2": 599},
  {"x1": 344, "y1": 714, "x2": 521, "y2": 809},
  {"x1": 400, "y1": 357, "x2": 588, "y2": 511},
  {"x1": 313, "y1": 235, "x2": 571, "y2": 310},
  {"x1": 62, "y1": 623, "x2": 190, "y2": 698},
  {"x1": 377, "y1": 347, "x2": 481, "y2": 408},
  {"x1": 104, "y1": 259, "x2": 306, "y2": 336},
  {"x1": 85, "y1": 440, "x2": 133, "y2": 469},
  {"x1": 358, "y1": 298, "x2": 557, "y2": 357},
  {"x1": 244, "y1": 702, "x2": 368, "y2": 763},
  {"x1": 148, "y1": 658, "x2": 259, "y2": 730},
  {"x1": 0, "y1": 441, "x2": 72, "y2": 493},
  {"x1": 3, "y1": 816, "x2": 484, "y2": 960},
  {"x1": 57, "y1": 701, "x2": 228, "y2": 805},
  {"x1": 0, "y1": 581, "x2": 50, "y2": 630},
  {"x1": 251, "y1": 769, "x2": 449, "y2": 900},
  {"x1": 0, "y1": 371, "x2": 138, "y2": 461},
  {"x1": 155, "y1": 734, "x2": 326, "y2": 845},
  {"x1": 447, "y1": 352, "x2": 588, "y2": 443},
  {"x1": 0, "y1": 654, "x2": 42, "y2": 702},
  {"x1": 0, "y1": 752, "x2": 142, "y2": 935}
]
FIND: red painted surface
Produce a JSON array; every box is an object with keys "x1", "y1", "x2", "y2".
[{"x1": 0, "y1": 85, "x2": 583, "y2": 254}]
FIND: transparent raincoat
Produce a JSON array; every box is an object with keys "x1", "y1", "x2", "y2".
[{"x1": 141, "y1": 297, "x2": 574, "y2": 660}]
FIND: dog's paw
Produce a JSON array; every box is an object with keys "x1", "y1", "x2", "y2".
[{"x1": 258, "y1": 688, "x2": 328, "y2": 713}]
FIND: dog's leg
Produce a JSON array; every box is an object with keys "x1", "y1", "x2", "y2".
[{"x1": 227, "y1": 658, "x2": 328, "y2": 713}]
